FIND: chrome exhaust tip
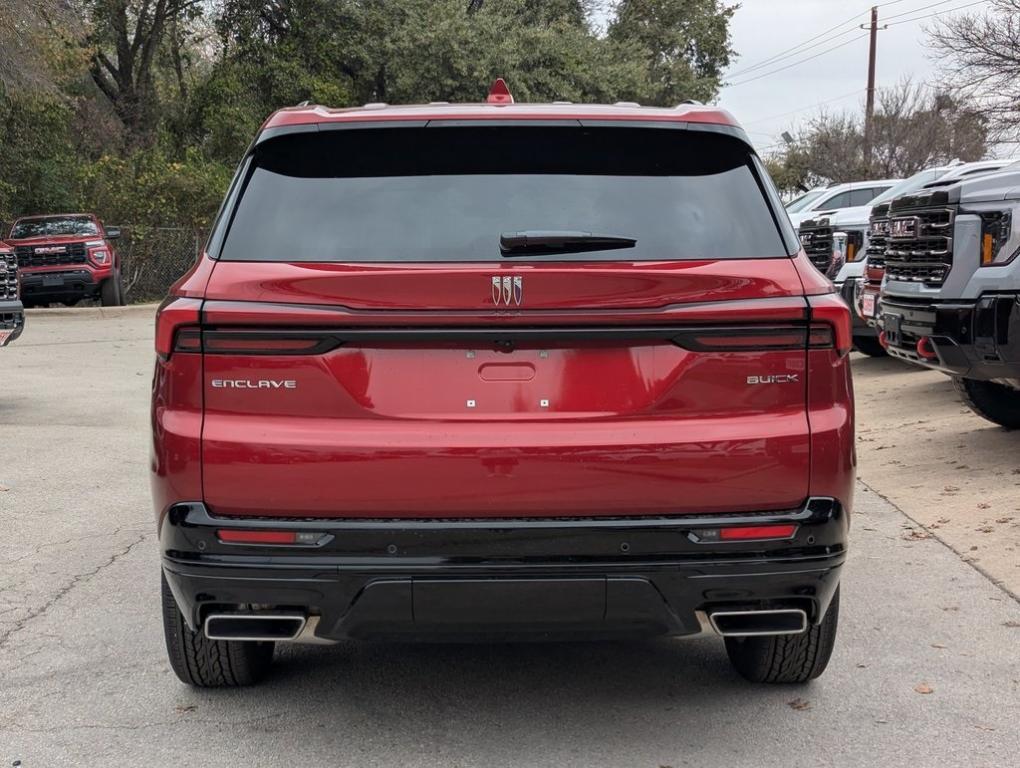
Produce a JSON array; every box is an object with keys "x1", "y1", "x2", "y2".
[
  {"x1": 203, "y1": 614, "x2": 307, "y2": 642},
  {"x1": 708, "y1": 608, "x2": 807, "y2": 637}
]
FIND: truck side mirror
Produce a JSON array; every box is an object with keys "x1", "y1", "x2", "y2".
[{"x1": 105, "y1": 226, "x2": 121, "y2": 240}]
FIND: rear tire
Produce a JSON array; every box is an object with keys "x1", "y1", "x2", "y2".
[
  {"x1": 161, "y1": 571, "x2": 275, "y2": 687},
  {"x1": 953, "y1": 377, "x2": 1020, "y2": 429},
  {"x1": 853, "y1": 336, "x2": 887, "y2": 357},
  {"x1": 100, "y1": 272, "x2": 124, "y2": 306},
  {"x1": 724, "y1": 587, "x2": 839, "y2": 683}
]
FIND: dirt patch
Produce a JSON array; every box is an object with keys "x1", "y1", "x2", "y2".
[{"x1": 853, "y1": 353, "x2": 1020, "y2": 599}]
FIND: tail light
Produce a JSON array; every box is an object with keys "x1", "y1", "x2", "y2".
[
  {"x1": 675, "y1": 324, "x2": 835, "y2": 352},
  {"x1": 807, "y1": 293, "x2": 852, "y2": 356},
  {"x1": 155, "y1": 296, "x2": 202, "y2": 359}
]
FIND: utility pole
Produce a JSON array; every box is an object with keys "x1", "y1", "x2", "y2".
[{"x1": 861, "y1": 6, "x2": 887, "y2": 171}]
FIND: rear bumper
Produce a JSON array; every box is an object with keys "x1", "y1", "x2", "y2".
[
  {"x1": 160, "y1": 499, "x2": 847, "y2": 642},
  {"x1": 880, "y1": 293, "x2": 1020, "y2": 379},
  {"x1": 20, "y1": 268, "x2": 105, "y2": 299},
  {"x1": 0, "y1": 299, "x2": 25, "y2": 346}
]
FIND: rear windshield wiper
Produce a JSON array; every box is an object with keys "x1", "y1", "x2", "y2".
[{"x1": 499, "y1": 230, "x2": 637, "y2": 256}]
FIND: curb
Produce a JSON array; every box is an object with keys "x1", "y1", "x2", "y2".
[{"x1": 24, "y1": 303, "x2": 160, "y2": 318}]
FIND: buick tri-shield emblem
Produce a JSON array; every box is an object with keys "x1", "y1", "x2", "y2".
[{"x1": 491, "y1": 276, "x2": 523, "y2": 306}]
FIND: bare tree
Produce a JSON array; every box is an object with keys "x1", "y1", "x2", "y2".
[
  {"x1": 928, "y1": 0, "x2": 1020, "y2": 143},
  {"x1": 869, "y1": 80, "x2": 986, "y2": 176},
  {"x1": 766, "y1": 79, "x2": 988, "y2": 193}
]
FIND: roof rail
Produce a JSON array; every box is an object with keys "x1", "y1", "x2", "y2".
[
  {"x1": 677, "y1": 99, "x2": 703, "y2": 106},
  {"x1": 296, "y1": 100, "x2": 312, "y2": 107}
]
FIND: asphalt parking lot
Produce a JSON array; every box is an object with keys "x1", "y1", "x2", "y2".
[{"x1": 2, "y1": 308, "x2": 1019, "y2": 767}]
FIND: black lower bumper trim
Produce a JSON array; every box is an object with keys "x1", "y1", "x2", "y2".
[
  {"x1": 20, "y1": 270, "x2": 98, "y2": 298},
  {"x1": 880, "y1": 293, "x2": 1020, "y2": 379},
  {"x1": 160, "y1": 500, "x2": 847, "y2": 642},
  {"x1": 0, "y1": 300, "x2": 24, "y2": 346}
]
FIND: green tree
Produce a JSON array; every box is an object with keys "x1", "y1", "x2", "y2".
[
  {"x1": 0, "y1": 88, "x2": 80, "y2": 221},
  {"x1": 84, "y1": 0, "x2": 203, "y2": 146},
  {"x1": 608, "y1": 0, "x2": 735, "y2": 105}
]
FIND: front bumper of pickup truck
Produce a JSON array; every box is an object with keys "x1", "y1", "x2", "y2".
[
  {"x1": 880, "y1": 293, "x2": 1020, "y2": 379},
  {"x1": 0, "y1": 299, "x2": 25, "y2": 346},
  {"x1": 20, "y1": 268, "x2": 107, "y2": 300},
  {"x1": 837, "y1": 278, "x2": 875, "y2": 338},
  {"x1": 160, "y1": 499, "x2": 847, "y2": 642}
]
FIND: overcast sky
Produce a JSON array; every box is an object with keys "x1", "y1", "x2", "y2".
[{"x1": 714, "y1": 0, "x2": 994, "y2": 155}]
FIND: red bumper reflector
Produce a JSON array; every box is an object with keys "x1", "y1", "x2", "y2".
[
  {"x1": 217, "y1": 529, "x2": 297, "y2": 545},
  {"x1": 719, "y1": 524, "x2": 798, "y2": 541}
]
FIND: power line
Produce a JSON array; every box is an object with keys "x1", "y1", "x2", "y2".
[
  {"x1": 726, "y1": 0, "x2": 990, "y2": 90},
  {"x1": 728, "y1": 32, "x2": 870, "y2": 88},
  {"x1": 883, "y1": 0, "x2": 973, "y2": 21},
  {"x1": 724, "y1": 0, "x2": 919, "y2": 79},
  {"x1": 742, "y1": 88, "x2": 867, "y2": 126},
  {"x1": 886, "y1": 0, "x2": 990, "y2": 25}
]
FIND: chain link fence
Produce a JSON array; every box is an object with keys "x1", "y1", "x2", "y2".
[{"x1": 118, "y1": 226, "x2": 207, "y2": 304}]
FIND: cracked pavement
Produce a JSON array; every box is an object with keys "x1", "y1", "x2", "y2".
[{"x1": 1, "y1": 308, "x2": 1018, "y2": 767}]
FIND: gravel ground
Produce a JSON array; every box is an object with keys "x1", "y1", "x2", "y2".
[{"x1": 1, "y1": 309, "x2": 1018, "y2": 767}]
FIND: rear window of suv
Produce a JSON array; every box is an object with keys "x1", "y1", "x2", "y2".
[{"x1": 218, "y1": 126, "x2": 792, "y2": 263}]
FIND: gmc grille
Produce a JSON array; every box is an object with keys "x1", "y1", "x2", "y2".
[
  {"x1": 1, "y1": 252, "x2": 18, "y2": 301},
  {"x1": 15, "y1": 242, "x2": 88, "y2": 268},
  {"x1": 885, "y1": 208, "x2": 954, "y2": 286},
  {"x1": 865, "y1": 216, "x2": 889, "y2": 281},
  {"x1": 797, "y1": 221, "x2": 833, "y2": 274}
]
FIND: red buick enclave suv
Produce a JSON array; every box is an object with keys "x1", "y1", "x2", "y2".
[{"x1": 152, "y1": 82, "x2": 854, "y2": 687}]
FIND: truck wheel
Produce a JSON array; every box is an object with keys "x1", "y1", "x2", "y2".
[
  {"x1": 953, "y1": 377, "x2": 1020, "y2": 429},
  {"x1": 853, "y1": 336, "x2": 887, "y2": 357},
  {"x1": 724, "y1": 587, "x2": 839, "y2": 683},
  {"x1": 161, "y1": 571, "x2": 275, "y2": 687},
  {"x1": 100, "y1": 272, "x2": 125, "y2": 306}
]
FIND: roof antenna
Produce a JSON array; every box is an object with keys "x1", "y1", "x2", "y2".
[{"x1": 487, "y1": 78, "x2": 514, "y2": 105}]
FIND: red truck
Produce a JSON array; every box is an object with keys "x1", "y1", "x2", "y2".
[
  {"x1": 7, "y1": 213, "x2": 124, "y2": 307},
  {"x1": 0, "y1": 239, "x2": 24, "y2": 346},
  {"x1": 153, "y1": 82, "x2": 854, "y2": 687}
]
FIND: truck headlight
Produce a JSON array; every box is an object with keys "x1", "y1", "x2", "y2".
[{"x1": 980, "y1": 210, "x2": 1016, "y2": 266}]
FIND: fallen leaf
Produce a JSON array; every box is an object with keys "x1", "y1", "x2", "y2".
[
  {"x1": 176, "y1": 704, "x2": 197, "y2": 713},
  {"x1": 977, "y1": 503, "x2": 991, "y2": 510},
  {"x1": 931, "y1": 643, "x2": 947, "y2": 649},
  {"x1": 787, "y1": 698, "x2": 811, "y2": 710},
  {"x1": 914, "y1": 683, "x2": 934, "y2": 695},
  {"x1": 902, "y1": 529, "x2": 930, "y2": 540},
  {"x1": 1004, "y1": 621, "x2": 1020, "y2": 628},
  {"x1": 0, "y1": 483, "x2": 9, "y2": 492}
]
